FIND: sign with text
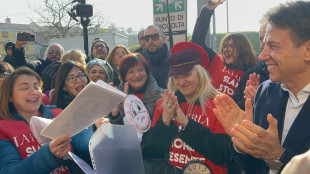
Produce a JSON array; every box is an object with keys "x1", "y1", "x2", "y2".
[{"x1": 153, "y1": 0, "x2": 187, "y2": 34}]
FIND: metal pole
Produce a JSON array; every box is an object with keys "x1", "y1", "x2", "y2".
[
  {"x1": 165, "y1": 0, "x2": 174, "y2": 48},
  {"x1": 226, "y1": 0, "x2": 229, "y2": 33},
  {"x1": 212, "y1": 13, "x2": 217, "y2": 51},
  {"x1": 81, "y1": 17, "x2": 90, "y2": 56}
]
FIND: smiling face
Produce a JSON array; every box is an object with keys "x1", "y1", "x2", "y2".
[
  {"x1": 125, "y1": 63, "x2": 147, "y2": 91},
  {"x1": 259, "y1": 23, "x2": 308, "y2": 85},
  {"x1": 11, "y1": 75, "x2": 42, "y2": 117},
  {"x1": 64, "y1": 67, "x2": 88, "y2": 97},
  {"x1": 88, "y1": 64, "x2": 107, "y2": 82},
  {"x1": 114, "y1": 47, "x2": 128, "y2": 68},
  {"x1": 222, "y1": 39, "x2": 238, "y2": 64},
  {"x1": 172, "y1": 68, "x2": 199, "y2": 100}
]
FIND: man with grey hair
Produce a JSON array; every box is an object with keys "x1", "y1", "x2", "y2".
[
  {"x1": 12, "y1": 42, "x2": 64, "y2": 76},
  {"x1": 142, "y1": 25, "x2": 170, "y2": 89}
]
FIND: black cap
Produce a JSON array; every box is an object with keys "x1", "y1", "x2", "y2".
[{"x1": 5, "y1": 42, "x2": 15, "y2": 53}]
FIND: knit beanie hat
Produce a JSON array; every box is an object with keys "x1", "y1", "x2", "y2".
[{"x1": 90, "y1": 38, "x2": 109, "y2": 58}]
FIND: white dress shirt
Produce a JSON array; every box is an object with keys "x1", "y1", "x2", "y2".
[
  {"x1": 280, "y1": 83, "x2": 310, "y2": 144},
  {"x1": 269, "y1": 83, "x2": 310, "y2": 174}
]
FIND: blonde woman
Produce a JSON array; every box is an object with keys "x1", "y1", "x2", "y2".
[{"x1": 143, "y1": 43, "x2": 230, "y2": 174}]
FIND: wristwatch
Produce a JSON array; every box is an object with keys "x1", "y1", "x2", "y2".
[{"x1": 268, "y1": 149, "x2": 287, "y2": 172}]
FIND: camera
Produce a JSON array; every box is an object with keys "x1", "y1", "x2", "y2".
[
  {"x1": 74, "y1": 3, "x2": 93, "y2": 18},
  {"x1": 69, "y1": 0, "x2": 93, "y2": 19},
  {"x1": 17, "y1": 33, "x2": 36, "y2": 42},
  {"x1": 68, "y1": 0, "x2": 93, "y2": 56}
]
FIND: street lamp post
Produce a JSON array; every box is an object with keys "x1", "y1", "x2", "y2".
[{"x1": 226, "y1": 0, "x2": 229, "y2": 33}]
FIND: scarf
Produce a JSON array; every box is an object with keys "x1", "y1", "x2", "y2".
[
  {"x1": 57, "y1": 90, "x2": 75, "y2": 110},
  {"x1": 144, "y1": 43, "x2": 169, "y2": 64},
  {"x1": 143, "y1": 44, "x2": 170, "y2": 89}
]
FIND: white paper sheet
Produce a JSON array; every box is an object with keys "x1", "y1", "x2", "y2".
[
  {"x1": 41, "y1": 80, "x2": 127, "y2": 140},
  {"x1": 29, "y1": 116, "x2": 53, "y2": 146}
]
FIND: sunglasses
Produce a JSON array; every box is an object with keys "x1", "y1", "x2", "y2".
[
  {"x1": 48, "y1": 50, "x2": 61, "y2": 56},
  {"x1": 88, "y1": 59, "x2": 108, "y2": 65},
  {"x1": 143, "y1": 33, "x2": 162, "y2": 42}
]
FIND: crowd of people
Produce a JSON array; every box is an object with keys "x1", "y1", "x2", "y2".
[{"x1": 0, "y1": 0, "x2": 310, "y2": 173}]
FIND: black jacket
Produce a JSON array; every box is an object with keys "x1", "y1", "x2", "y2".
[
  {"x1": 143, "y1": 44, "x2": 170, "y2": 89},
  {"x1": 12, "y1": 47, "x2": 53, "y2": 76},
  {"x1": 232, "y1": 61, "x2": 269, "y2": 110},
  {"x1": 233, "y1": 80, "x2": 310, "y2": 174},
  {"x1": 3, "y1": 55, "x2": 15, "y2": 68}
]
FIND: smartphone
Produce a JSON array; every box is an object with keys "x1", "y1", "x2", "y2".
[{"x1": 17, "y1": 33, "x2": 36, "y2": 42}]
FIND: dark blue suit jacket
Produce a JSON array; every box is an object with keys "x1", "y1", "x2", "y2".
[{"x1": 233, "y1": 80, "x2": 310, "y2": 174}]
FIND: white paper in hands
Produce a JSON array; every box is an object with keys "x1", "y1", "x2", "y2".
[
  {"x1": 41, "y1": 80, "x2": 127, "y2": 140},
  {"x1": 30, "y1": 116, "x2": 53, "y2": 146}
]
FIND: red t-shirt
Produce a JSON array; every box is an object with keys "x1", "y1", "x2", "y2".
[
  {"x1": 152, "y1": 98, "x2": 227, "y2": 174},
  {"x1": 207, "y1": 55, "x2": 245, "y2": 97}
]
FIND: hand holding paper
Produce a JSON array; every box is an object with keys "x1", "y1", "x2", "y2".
[{"x1": 41, "y1": 80, "x2": 127, "y2": 140}]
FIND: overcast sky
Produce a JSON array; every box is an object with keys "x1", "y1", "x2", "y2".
[{"x1": 1, "y1": 0, "x2": 294, "y2": 34}]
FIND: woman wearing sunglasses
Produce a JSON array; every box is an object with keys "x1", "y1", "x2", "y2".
[
  {"x1": 86, "y1": 58, "x2": 113, "y2": 83},
  {"x1": 0, "y1": 67, "x2": 93, "y2": 173},
  {"x1": 106, "y1": 45, "x2": 131, "y2": 86}
]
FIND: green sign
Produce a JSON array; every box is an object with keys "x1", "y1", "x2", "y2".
[{"x1": 153, "y1": 0, "x2": 185, "y2": 14}]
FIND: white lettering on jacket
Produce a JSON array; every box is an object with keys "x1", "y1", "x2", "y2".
[{"x1": 12, "y1": 133, "x2": 36, "y2": 147}]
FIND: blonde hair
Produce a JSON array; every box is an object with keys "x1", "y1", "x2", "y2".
[
  {"x1": 61, "y1": 49, "x2": 86, "y2": 67},
  {"x1": 167, "y1": 65, "x2": 220, "y2": 115}
]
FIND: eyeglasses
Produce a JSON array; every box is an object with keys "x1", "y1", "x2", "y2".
[
  {"x1": 48, "y1": 50, "x2": 62, "y2": 56},
  {"x1": 143, "y1": 33, "x2": 162, "y2": 42},
  {"x1": 94, "y1": 45, "x2": 105, "y2": 49},
  {"x1": 0, "y1": 72, "x2": 9, "y2": 79},
  {"x1": 66, "y1": 73, "x2": 87, "y2": 83}
]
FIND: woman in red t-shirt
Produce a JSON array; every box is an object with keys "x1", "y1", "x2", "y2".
[{"x1": 143, "y1": 46, "x2": 231, "y2": 174}]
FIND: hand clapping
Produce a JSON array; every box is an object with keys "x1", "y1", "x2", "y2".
[{"x1": 161, "y1": 90, "x2": 178, "y2": 126}]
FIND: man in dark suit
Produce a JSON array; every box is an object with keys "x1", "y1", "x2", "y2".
[{"x1": 213, "y1": 1, "x2": 310, "y2": 173}]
